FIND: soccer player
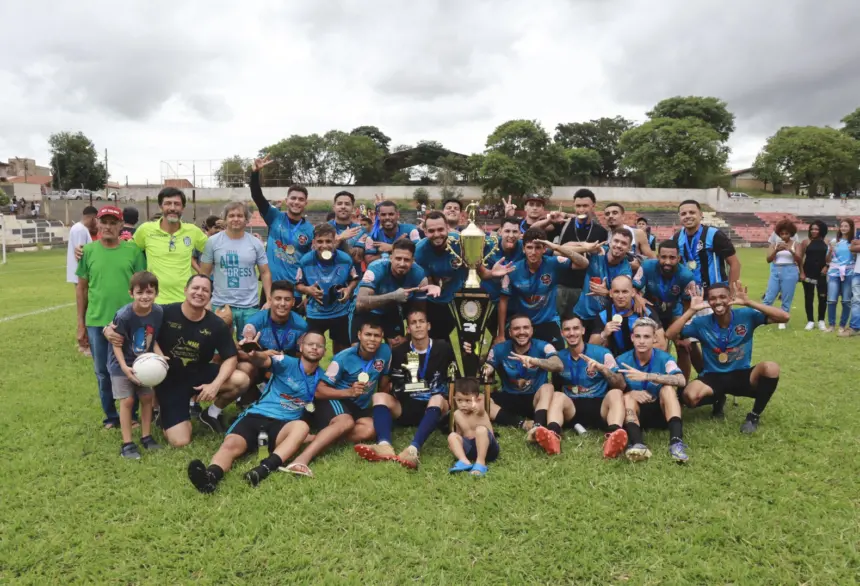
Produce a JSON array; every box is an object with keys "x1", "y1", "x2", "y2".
[
  {"x1": 186, "y1": 331, "x2": 326, "y2": 493},
  {"x1": 483, "y1": 315, "x2": 561, "y2": 429},
  {"x1": 636, "y1": 217, "x2": 657, "y2": 250},
  {"x1": 329, "y1": 190, "x2": 364, "y2": 254},
  {"x1": 362, "y1": 200, "x2": 421, "y2": 264},
  {"x1": 296, "y1": 224, "x2": 359, "y2": 354},
  {"x1": 448, "y1": 378, "x2": 499, "y2": 477},
  {"x1": 441, "y1": 197, "x2": 466, "y2": 232},
  {"x1": 282, "y1": 320, "x2": 392, "y2": 477},
  {"x1": 199, "y1": 202, "x2": 271, "y2": 336},
  {"x1": 531, "y1": 314, "x2": 627, "y2": 458},
  {"x1": 590, "y1": 275, "x2": 666, "y2": 355},
  {"x1": 354, "y1": 308, "x2": 456, "y2": 468},
  {"x1": 496, "y1": 228, "x2": 589, "y2": 348},
  {"x1": 616, "y1": 318, "x2": 688, "y2": 463},
  {"x1": 674, "y1": 199, "x2": 741, "y2": 289},
  {"x1": 241, "y1": 281, "x2": 308, "y2": 362},
  {"x1": 665, "y1": 281, "x2": 789, "y2": 433},
  {"x1": 511, "y1": 193, "x2": 553, "y2": 234},
  {"x1": 602, "y1": 203, "x2": 655, "y2": 259},
  {"x1": 572, "y1": 228, "x2": 635, "y2": 326},
  {"x1": 354, "y1": 239, "x2": 429, "y2": 343},
  {"x1": 480, "y1": 216, "x2": 526, "y2": 339}
]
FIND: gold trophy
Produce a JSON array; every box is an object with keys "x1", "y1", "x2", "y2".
[
  {"x1": 402, "y1": 351, "x2": 428, "y2": 393},
  {"x1": 446, "y1": 203, "x2": 498, "y2": 289}
]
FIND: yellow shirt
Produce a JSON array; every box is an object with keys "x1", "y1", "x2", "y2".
[{"x1": 134, "y1": 220, "x2": 207, "y2": 303}]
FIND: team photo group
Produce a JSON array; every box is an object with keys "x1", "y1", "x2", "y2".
[{"x1": 72, "y1": 155, "x2": 857, "y2": 494}]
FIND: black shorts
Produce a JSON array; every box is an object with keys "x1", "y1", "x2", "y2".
[
  {"x1": 306, "y1": 315, "x2": 351, "y2": 348},
  {"x1": 155, "y1": 362, "x2": 221, "y2": 430},
  {"x1": 462, "y1": 429, "x2": 500, "y2": 463},
  {"x1": 314, "y1": 398, "x2": 373, "y2": 428},
  {"x1": 696, "y1": 367, "x2": 757, "y2": 400},
  {"x1": 394, "y1": 393, "x2": 442, "y2": 426},
  {"x1": 226, "y1": 412, "x2": 296, "y2": 454},
  {"x1": 426, "y1": 302, "x2": 456, "y2": 341},
  {"x1": 351, "y1": 309, "x2": 405, "y2": 343},
  {"x1": 637, "y1": 401, "x2": 669, "y2": 429},
  {"x1": 532, "y1": 321, "x2": 563, "y2": 348},
  {"x1": 565, "y1": 397, "x2": 606, "y2": 430},
  {"x1": 492, "y1": 392, "x2": 535, "y2": 419}
]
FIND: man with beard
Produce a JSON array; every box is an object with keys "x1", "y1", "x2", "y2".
[
  {"x1": 530, "y1": 315, "x2": 628, "y2": 458},
  {"x1": 482, "y1": 216, "x2": 526, "y2": 338},
  {"x1": 666, "y1": 281, "x2": 788, "y2": 432},
  {"x1": 572, "y1": 229, "x2": 635, "y2": 329},
  {"x1": 590, "y1": 275, "x2": 666, "y2": 356},
  {"x1": 362, "y1": 200, "x2": 421, "y2": 264},
  {"x1": 186, "y1": 331, "x2": 326, "y2": 493},
  {"x1": 602, "y1": 202, "x2": 655, "y2": 261},
  {"x1": 329, "y1": 190, "x2": 365, "y2": 260},
  {"x1": 482, "y1": 315, "x2": 562, "y2": 429},
  {"x1": 354, "y1": 239, "x2": 429, "y2": 343},
  {"x1": 354, "y1": 308, "x2": 456, "y2": 468},
  {"x1": 132, "y1": 188, "x2": 208, "y2": 303},
  {"x1": 674, "y1": 199, "x2": 741, "y2": 289}
]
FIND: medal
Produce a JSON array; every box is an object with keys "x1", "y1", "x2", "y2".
[
  {"x1": 687, "y1": 260, "x2": 697, "y2": 269},
  {"x1": 305, "y1": 402, "x2": 316, "y2": 413},
  {"x1": 357, "y1": 372, "x2": 370, "y2": 383},
  {"x1": 611, "y1": 314, "x2": 623, "y2": 324},
  {"x1": 660, "y1": 302, "x2": 668, "y2": 312},
  {"x1": 285, "y1": 244, "x2": 295, "y2": 255},
  {"x1": 718, "y1": 353, "x2": 729, "y2": 364},
  {"x1": 320, "y1": 250, "x2": 333, "y2": 260},
  {"x1": 577, "y1": 214, "x2": 587, "y2": 220}
]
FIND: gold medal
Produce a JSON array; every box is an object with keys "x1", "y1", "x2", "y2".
[
  {"x1": 718, "y1": 352, "x2": 729, "y2": 364},
  {"x1": 577, "y1": 214, "x2": 587, "y2": 220},
  {"x1": 285, "y1": 244, "x2": 296, "y2": 255},
  {"x1": 320, "y1": 250, "x2": 333, "y2": 261},
  {"x1": 687, "y1": 261, "x2": 697, "y2": 270},
  {"x1": 304, "y1": 402, "x2": 316, "y2": 413},
  {"x1": 611, "y1": 314, "x2": 623, "y2": 324},
  {"x1": 357, "y1": 372, "x2": 370, "y2": 383}
]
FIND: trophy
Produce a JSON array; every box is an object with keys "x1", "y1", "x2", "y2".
[{"x1": 402, "y1": 351, "x2": 429, "y2": 393}]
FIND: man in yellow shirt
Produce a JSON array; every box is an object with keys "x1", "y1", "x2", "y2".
[{"x1": 134, "y1": 188, "x2": 207, "y2": 303}]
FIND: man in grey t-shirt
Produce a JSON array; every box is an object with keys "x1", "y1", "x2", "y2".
[{"x1": 200, "y1": 202, "x2": 271, "y2": 336}]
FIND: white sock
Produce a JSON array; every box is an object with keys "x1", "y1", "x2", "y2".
[{"x1": 208, "y1": 405, "x2": 222, "y2": 418}]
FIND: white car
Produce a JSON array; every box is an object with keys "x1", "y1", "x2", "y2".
[
  {"x1": 46, "y1": 190, "x2": 67, "y2": 200},
  {"x1": 729, "y1": 192, "x2": 750, "y2": 199},
  {"x1": 67, "y1": 189, "x2": 93, "y2": 200}
]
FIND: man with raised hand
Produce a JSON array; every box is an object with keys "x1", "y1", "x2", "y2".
[
  {"x1": 602, "y1": 202, "x2": 655, "y2": 260},
  {"x1": 186, "y1": 331, "x2": 326, "y2": 493},
  {"x1": 296, "y1": 223, "x2": 359, "y2": 355},
  {"x1": 590, "y1": 275, "x2": 666, "y2": 356},
  {"x1": 665, "y1": 281, "x2": 788, "y2": 433},
  {"x1": 616, "y1": 318, "x2": 689, "y2": 463},
  {"x1": 572, "y1": 228, "x2": 635, "y2": 328},
  {"x1": 329, "y1": 190, "x2": 364, "y2": 251},
  {"x1": 354, "y1": 308, "x2": 456, "y2": 468},
  {"x1": 531, "y1": 315, "x2": 628, "y2": 458},
  {"x1": 504, "y1": 193, "x2": 555, "y2": 235},
  {"x1": 353, "y1": 239, "x2": 429, "y2": 344},
  {"x1": 361, "y1": 200, "x2": 421, "y2": 264}
]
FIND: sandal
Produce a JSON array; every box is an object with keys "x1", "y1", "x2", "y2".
[
  {"x1": 103, "y1": 422, "x2": 117, "y2": 430},
  {"x1": 281, "y1": 462, "x2": 314, "y2": 478},
  {"x1": 448, "y1": 461, "x2": 473, "y2": 474},
  {"x1": 470, "y1": 464, "x2": 488, "y2": 477}
]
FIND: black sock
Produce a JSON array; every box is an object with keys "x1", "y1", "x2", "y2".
[
  {"x1": 624, "y1": 422, "x2": 643, "y2": 446},
  {"x1": 533, "y1": 409, "x2": 547, "y2": 428},
  {"x1": 494, "y1": 409, "x2": 524, "y2": 428},
  {"x1": 260, "y1": 453, "x2": 283, "y2": 473},
  {"x1": 668, "y1": 417, "x2": 683, "y2": 444},
  {"x1": 207, "y1": 464, "x2": 224, "y2": 482},
  {"x1": 607, "y1": 424, "x2": 621, "y2": 434},
  {"x1": 752, "y1": 376, "x2": 779, "y2": 416},
  {"x1": 547, "y1": 422, "x2": 562, "y2": 436}
]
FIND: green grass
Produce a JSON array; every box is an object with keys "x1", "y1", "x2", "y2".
[{"x1": 1, "y1": 248, "x2": 858, "y2": 584}]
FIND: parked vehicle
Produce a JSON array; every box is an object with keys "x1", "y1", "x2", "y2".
[
  {"x1": 728, "y1": 192, "x2": 750, "y2": 199},
  {"x1": 67, "y1": 189, "x2": 93, "y2": 200},
  {"x1": 46, "y1": 190, "x2": 67, "y2": 200}
]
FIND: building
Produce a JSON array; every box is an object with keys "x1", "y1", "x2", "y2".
[
  {"x1": 728, "y1": 168, "x2": 794, "y2": 194},
  {"x1": 6, "y1": 157, "x2": 52, "y2": 178},
  {"x1": 163, "y1": 178, "x2": 194, "y2": 189},
  {"x1": 0, "y1": 160, "x2": 9, "y2": 179}
]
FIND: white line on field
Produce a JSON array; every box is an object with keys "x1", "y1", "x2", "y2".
[
  {"x1": 0, "y1": 302, "x2": 75, "y2": 323},
  {"x1": 0, "y1": 264, "x2": 66, "y2": 274}
]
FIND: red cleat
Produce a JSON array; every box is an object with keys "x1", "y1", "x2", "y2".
[
  {"x1": 354, "y1": 443, "x2": 396, "y2": 462},
  {"x1": 534, "y1": 427, "x2": 561, "y2": 455},
  {"x1": 602, "y1": 429, "x2": 628, "y2": 459}
]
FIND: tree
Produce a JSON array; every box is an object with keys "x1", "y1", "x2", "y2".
[
  {"x1": 554, "y1": 116, "x2": 635, "y2": 178},
  {"x1": 215, "y1": 155, "x2": 248, "y2": 187},
  {"x1": 412, "y1": 187, "x2": 430, "y2": 206},
  {"x1": 327, "y1": 131, "x2": 385, "y2": 185},
  {"x1": 566, "y1": 148, "x2": 602, "y2": 184},
  {"x1": 647, "y1": 96, "x2": 735, "y2": 142},
  {"x1": 350, "y1": 125, "x2": 391, "y2": 153},
  {"x1": 751, "y1": 153, "x2": 787, "y2": 193},
  {"x1": 841, "y1": 107, "x2": 860, "y2": 141},
  {"x1": 48, "y1": 131, "x2": 107, "y2": 192},
  {"x1": 754, "y1": 126, "x2": 860, "y2": 197},
  {"x1": 618, "y1": 117, "x2": 729, "y2": 188}
]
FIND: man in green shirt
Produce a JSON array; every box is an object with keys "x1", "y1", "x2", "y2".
[
  {"x1": 133, "y1": 188, "x2": 207, "y2": 304},
  {"x1": 76, "y1": 206, "x2": 147, "y2": 428}
]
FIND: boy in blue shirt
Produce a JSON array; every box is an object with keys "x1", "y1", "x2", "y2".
[
  {"x1": 186, "y1": 331, "x2": 326, "y2": 492},
  {"x1": 616, "y1": 318, "x2": 688, "y2": 463},
  {"x1": 666, "y1": 281, "x2": 789, "y2": 433}
]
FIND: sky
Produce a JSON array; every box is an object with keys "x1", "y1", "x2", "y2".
[{"x1": 2, "y1": 0, "x2": 858, "y2": 185}]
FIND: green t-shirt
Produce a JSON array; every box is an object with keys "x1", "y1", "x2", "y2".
[
  {"x1": 76, "y1": 241, "x2": 146, "y2": 327},
  {"x1": 133, "y1": 220, "x2": 207, "y2": 304}
]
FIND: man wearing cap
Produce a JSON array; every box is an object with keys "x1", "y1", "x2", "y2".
[
  {"x1": 76, "y1": 206, "x2": 146, "y2": 429},
  {"x1": 120, "y1": 207, "x2": 139, "y2": 240},
  {"x1": 505, "y1": 194, "x2": 557, "y2": 235}
]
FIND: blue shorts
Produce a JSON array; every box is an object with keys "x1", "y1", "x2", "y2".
[{"x1": 462, "y1": 429, "x2": 499, "y2": 463}]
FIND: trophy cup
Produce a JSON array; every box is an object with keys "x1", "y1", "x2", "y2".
[{"x1": 401, "y1": 351, "x2": 429, "y2": 394}]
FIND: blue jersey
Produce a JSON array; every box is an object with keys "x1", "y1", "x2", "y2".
[
  {"x1": 501, "y1": 256, "x2": 572, "y2": 325},
  {"x1": 263, "y1": 209, "x2": 315, "y2": 283},
  {"x1": 636, "y1": 260, "x2": 695, "y2": 318},
  {"x1": 413, "y1": 236, "x2": 468, "y2": 304},
  {"x1": 616, "y1": 348, "x2": 681, "y2": 397},
  {"x1": 681, "y1": 307, "x2": 768, "y2": 374},
  {"x1": 553, "y1": 344, "x2": 618, "y2": 399},
  {"x1": 596, "y1": 304, "x2": 663, "y2": 356},
  {"x1": 572, "y1": 253, "x2": 632, "y2": 319},
  {"x1": 357, "y1": 259, "x2": 427, "y2": 315},
  {"x1": 296, "y1": 250, "x2": 358, "y2": 319},
  {"x1": 361, "y1": 223, "x2": 422, "y2": 257},
  {"x1": 486, "y1": 338, "x2": 558, "y2": 395},
  {"x1": 328, "y1": 220, "x2": 364, "y2": 249},
  {"x1": 243, "y1": 355, "x2": 322, "y2": 421},
  {"x1": 322, "y1": 344, "x2": 393, "y2": 409},
  {"x1": 673, "y1": 225, "x2": 736, "y2": 289},
  {"x1": 245, "y1": 309, "x2": 308, "y2": 354}
]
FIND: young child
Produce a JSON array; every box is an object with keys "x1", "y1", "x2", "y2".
[
  {"x1": 447, "y1": 378, "x2": 499, "y2": 477},
  {"x1": 107, "y1": 271, "x2": 165, "y2": 459}
]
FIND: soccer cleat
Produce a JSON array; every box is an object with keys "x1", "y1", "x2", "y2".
[
  {"x1": 187, "y1": 460, "x2": 217, "y2": 494},
  {"x1": 740, "y1": 414, "x2": 760, "y2": 434},
  {"x1": 120, "y1": 442, "x2": 141, "y2": 460},
  {"x1": 198, "y1": 410, "x2": 227, "y2": 435},
  {"x1": 245, "y1": 466, "x2": 269, "y2": 487},
  {"x1": 669, "y1": 441, "x2": 689, "y2": 463},
  {"x1": 624, "y1": 443, "x2": 651, "y2": 462},
  {"x1": 396, "y1": 445, "x2": 420, "y2": 470},
  {"x1": 141, "y1": 436, "x2": 162, "y2": 450},
  {"x1": 603, "y1": 429, "x2": 628, "y2": 459},
  {"x1": 804, "y1": 321, "x2": 815, "y2": 331},
  {"x1": 534, "y1": 426, "x2": 561, "y2": 455},
  {"x1": 354, "y1": 443, "x2": 396, "y2": 462}
]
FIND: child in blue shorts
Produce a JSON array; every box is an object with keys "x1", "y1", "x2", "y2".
[{"x1": 447, "y1": 378, "x2": 499, "y2": 477}]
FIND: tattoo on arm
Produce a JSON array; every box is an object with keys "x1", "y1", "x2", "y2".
[
  {"x1": 530, "y1": 356, "x2": 564, "y2": 373},
  {"x1": 646, "y1": 373, "x2": 686, "y2": 387},
  {"x1": 606, "y1": 370, "x2": 625, "y2": 389},
  {"x1": 355, "y1": 290, "x2": 400, "y2": 311}
]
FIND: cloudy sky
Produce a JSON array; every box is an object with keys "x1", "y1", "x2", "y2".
[{"x1": 2, "y1": 0, "x2": 858, "y2": 185}]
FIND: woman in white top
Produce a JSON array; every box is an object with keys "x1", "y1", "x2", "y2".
[{"x1": 763, "y1": 219, "x2": 801, "y2": 329}]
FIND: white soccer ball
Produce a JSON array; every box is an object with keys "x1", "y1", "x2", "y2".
[{"x1": 132, "y1": 353, "x2": 169, "y2": 387}]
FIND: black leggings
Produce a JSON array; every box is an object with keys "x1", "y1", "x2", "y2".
[{"x1": 802, "y1": 277, "x2": 826, "y2": 322}]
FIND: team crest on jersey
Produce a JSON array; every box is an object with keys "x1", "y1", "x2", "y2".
[
  {"x1": 450, "y1": 257, "x2": 460, "y2": 269},
  {"x1": 540, "y1": 274, "x2": 551, "y2": 285},
  {"x1": 373, "y1": 359, "x2": 385, "y2": 372},
  {"x1": 298, "y1": 234, "x2": 309, "y2": 246},
  {"x1": 183, "y1": 236, "x2": 191, "y2": 247},
  {"x1": 671, "y1": 284, "x2": 681, "y2": 295},
  {"x1": 734, "y1": 324, "x2": 747, "y2": 336},
  {"x1": 362, "y1": 270, "x2": 375, "y2": 283}
]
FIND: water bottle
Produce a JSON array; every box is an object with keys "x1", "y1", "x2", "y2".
[
  {"x1": 257, "y1": 431, "x2": 269, "y2": 450},
  {"x1": 573, "y1": 423, "x2": 587, "y2": 436}
]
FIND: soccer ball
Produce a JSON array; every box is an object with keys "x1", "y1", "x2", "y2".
[{"x1": 132, "y1": 353, "x2": 169, "y2": 387}]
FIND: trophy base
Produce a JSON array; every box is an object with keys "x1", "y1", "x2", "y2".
[
  {"x1": 450, "y1": 288, "x2": 493, "y2": 378},
  {"x1": 402, "y1": 383, "x2": 429, "y2": 394}
]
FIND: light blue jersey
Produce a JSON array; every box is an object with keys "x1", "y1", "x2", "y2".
[
  {"x1": 680, "y1": 307, "x2": 768, "y2": 374},
  {"x1": 486, "y1": 338, "x2": 558, "y2": 395},
  {"x1": 322, "y1": 344, "x2": 393, "y2": 410},
  {"x1": 296, "y1": 250, "x2": 358, "y2": 319},
  {"x1": 357, "y1": 259, "x2": 427, "y2": 315},
  {"x1": 263, "y1": 209, "x2": 315, "y2": 283},
  {"x1": 616, "y1": 348, "x2": 681, "y2": 397},
  {"x1": 636, "y1": 259, "x2": 694, "y2": 318},
  {"x1": 242, "y1": 355, "x2": 322, "y2": 421},
  {"x1": 245, "y1": 310, "x2": 308, "y2": 354},
  {"x1": 500, "y1": 256, "x2": 572, "y2": 325},
  {"x1": 572, "y1": 253, "x2": 632, "y2": 319},
  {"x1": 553, "y1": 343, "x2": 618, "y2": 399},
  {"x1": 360, "y1": 223, "x2": 421, "y2": 257},
  {"x1": 413, "y1": 236, "x2": 468, "y2": 304}
]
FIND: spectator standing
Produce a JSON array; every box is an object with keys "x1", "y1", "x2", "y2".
[
  {"x1": 763, "y1": 219, "x2": 801, "y2": 330},
  {"x1": 799, "y1": 221, "x2": 829, "y2": 331}
]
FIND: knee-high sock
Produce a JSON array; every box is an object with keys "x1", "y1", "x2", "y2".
[
  {"x1": 372, "y1": 405, "x2": 393, "y2": 444},
  {"x1": 667, "y1": 417, "x2": 683, "y2": 444},
  {"x1": 624, "y1": 421, "x2": 643, "y2": 446},
  {"x1": 533, "y1": 409, "x2": 547, "y2": 428},
  {"x1": 752, "y1": 376, "x2": 779, "y2": 416},
  {"x1": 410, "y1": 406, "x2": 442, "y2": 449}
]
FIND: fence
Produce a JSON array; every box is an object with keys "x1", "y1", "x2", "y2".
[{"x1": 0, "y1": 214, "x2": 68, "y2": 256}]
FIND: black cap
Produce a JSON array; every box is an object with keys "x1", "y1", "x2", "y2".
[{"x1": 123, "y1": 206, "x2": 139, "y2": 225}]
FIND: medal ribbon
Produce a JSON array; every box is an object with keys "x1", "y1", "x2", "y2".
[
  {"x1": 285, "y1": 217, "x2": 304, "y2": 251},
  {"x1": 563, "y1": 347, "x2": 586, "y2": 389},
  {"x1": 712, "y1": 310, "x2": 734, "y2": 357},
  {"x1": 684, "y1": 225, "x2": 703, "y2": 265},
  {"x1": 269, "y1": 316, "x2": 289, "y2": 351},
  {"x1": 301, "y1": 360, "x2": 320, "y2": 402},
  {"x1": 609, "y1": 305, "x2": 633, "y2": 350},
  {"x1": 657, "y1": 272, "x2": 677, "y2": 304},
  {"x1": 410, "y1": 340, "x2": 433, "y2": 380}
]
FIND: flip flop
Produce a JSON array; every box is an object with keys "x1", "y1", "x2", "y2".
[
  {"x1": 448, "y1": 461, "x2": 473, "y2": 474},
  {"x1": 470, "y1": 463, "x2": 488, "y2": 477},
  {"x1": 280, "y1": 462, "x2": 314, "y2": 478},
  {"x1": 103, "y1": 422, "x2": 117, "y2": 430}
]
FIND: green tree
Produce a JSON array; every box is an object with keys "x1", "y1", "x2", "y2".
[
  {"x1": 566, "y1": 148, "x2": 602, "y2": 184},
  {"x1": 412, "y1": 186, "x2": 430, "y2": 206},
  {"x1": 647, "y1": 96, "x2": 735, "y2": 142},
  {"x1": 48, "y1": 131, "x2": 107, "y2": 192},
  {"x1": 350, "y1": 125, "x2": 392, "y2": 153},
  {"x1": 840, "y1": 107, "x2": 860, "y2": 141},
  {"x1": 215, "y1": 155, "x2": 248, "y2": 187},
  {"x1": 754, "y1": 126, "x2": 860, "y2": 197},
  {"x1": 327, "y1": 131, "x2": 385, "y2": 185},
  {"x1": 554, "y1": 116, "x2": 635, "y2": 178},
  {"x1": 618, "y1": 117, "x2": 728, "y2": 188},
  {"x1": 751, "y1": 153, "x2": 787, "y2": 194}
]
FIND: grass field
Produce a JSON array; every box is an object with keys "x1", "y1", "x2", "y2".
[{"x1": 0, "y1": 248, "x2": 858, "y2": 585}]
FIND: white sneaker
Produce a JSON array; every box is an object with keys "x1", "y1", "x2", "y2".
[
  {"x1": 818, "y1": 320, "x2": 827, "y2": 331},
  {"x1": 804, "y1": 321, "x2": 814, "y2": 330},
  {"x1": 778, "y1": 323, "x2": 786, "y2": 330}
]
